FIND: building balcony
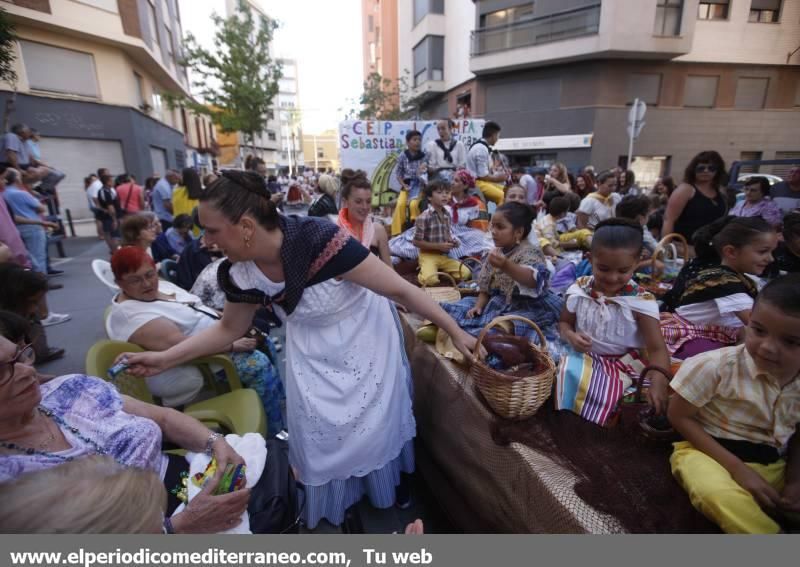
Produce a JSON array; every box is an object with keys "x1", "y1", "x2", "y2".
[
  {"x1": 471, "y1": 3, "x2": 601, "y2": 58},
  {"x1": 470, "y1": 1, "x2": 693, "y2": 75}
]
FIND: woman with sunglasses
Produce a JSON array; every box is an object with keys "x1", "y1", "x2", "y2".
[{"x1": 662, "y1": 151, "x2": 729, "y2": 255}]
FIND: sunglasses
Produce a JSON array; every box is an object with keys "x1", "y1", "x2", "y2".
[
  {"x1": 695, "y1": 164, "x2": 718, "y2": 174},
  {"x1": 0, "y1": 343, "x2": 35, "y2": 386}
]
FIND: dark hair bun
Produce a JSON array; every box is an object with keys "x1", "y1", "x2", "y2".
[{"x1": 220, "y1": 170, "x2": 270, "y2": 198}]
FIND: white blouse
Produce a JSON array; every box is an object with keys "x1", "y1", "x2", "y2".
[
  {"x1": 106, "y1": 281, "x2": 217, "y2": 407},
  {"x1": 565, "y1": 279, "x2": 660, "y2": 356}
]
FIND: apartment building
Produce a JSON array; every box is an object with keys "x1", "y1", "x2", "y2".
[
  {"x1": 302, "y1": 130, "x2": 340, "y2": 173},
  {"x1": 400, "y1": 0, "x2": 800, "y2": 185},
  {"x1": 0, "y1": 0, "x2": 217, "y2": 219},
  {"x1": 362, "y1": 0, "x2": 400, "y2": 110},
  {"x1": 276, "y1": 58, "x2": 304, "y2": 174}
]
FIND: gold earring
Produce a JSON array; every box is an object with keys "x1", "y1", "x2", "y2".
[{"x1": 244, "y1": 235, "x2": 251, "y2": 248}]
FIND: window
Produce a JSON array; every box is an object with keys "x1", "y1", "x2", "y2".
[
  {"x1": 317, "y1": 147, "x2": 325, "y2": 159},
  {"x1": 480, "y1": 4, "x2": 534, "y2": 28},
  {"x1": 698, "y1": 0, "x2": 729, "y2": 20},
  {"x1": 147, "y1": 1, "x2": 160, "y2": 49},
  {"x1": 734, "y1": 77, "x2": 769, "y2": 109},
  {"x1": 654, "y1": 0, "x2": 683, "y2": 36},
  {"x1": 739, "y1": 151, "x2": 763, "y2": 174},
  {"x1": 133, "y1": 72, "x2": 145, "y2": 107},
  {"x1": 413, "y1": 0, "x2": 444, "y2": 26},
  {"x1": 684, "y1": 75, "x2": 719, "y2": 107},
  {"x1": 627, "y1": 73, "x2": 661, "y2": 106},
  {"x1": 267, "y1": 131, "x2": 276, "y2": 141},
  {"x1": 152, "y1": 88, "x2": 163, "y2": 120},
  {"x1": 413, "y1": 35, "x2": 444, "y2": 87},
  {"x1": 749, "y1": 0, "x2": 781, "y2": 22},
  {"x1": 165, "y1": 27, "x2": 174, "y2": 64},
  {"x1": 368, "y1": 15, "x2": 374, "y2": 32},
  {"x1": 19, "y1": 41, "x2": 99, "y2": 97}
]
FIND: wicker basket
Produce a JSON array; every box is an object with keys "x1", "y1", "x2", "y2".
[
  {"x1": 421, "y1": 272, "x2": 462, "y2": 303},
  {"x1": 469, "y1": 315, "x2": 556, "y2": 420},
  {"x1": 650, "y1": 233, "x2": 689, "y2": 280}
]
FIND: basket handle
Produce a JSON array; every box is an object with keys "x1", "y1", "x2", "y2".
[
  {"x1": 472, "y1": 315, "x2": 547, "y2": 360},
  {"x1": 459, "y1": 257, "x2": 482, "y2": 282},
  {"x1": 633, "y1": 365, "x2": 674, "y2": 403},
  {"x1": 650, "y1": 232, "x2": 689, "y2": 279},
  {"x1": 421, "y1": 272, "x2": 458, "y2": 289}
]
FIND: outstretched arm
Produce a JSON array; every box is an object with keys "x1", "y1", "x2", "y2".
[
  {"x1": 342, "y1": 253, "x2": 478, "y2": 361},
  {"x1": 122, "y1": 302, "x2": 258, "y2": 376}
]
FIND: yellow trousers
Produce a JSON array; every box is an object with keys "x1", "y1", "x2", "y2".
[
  {"x1": 418, "y1": 251, "x2": 471, "y2": 286},
  {"x1": 475, "y1": 180, "x2": 505, "y2": 206},
  {"x1": 559, "y1": 229, "x2": 593, "y2": 250},
  {"x1": 391, "y1": 192, "x2": 423, "y2": 236},
  {"x1": 670, "y1": 441, "x2": 786, "y2": 534}
]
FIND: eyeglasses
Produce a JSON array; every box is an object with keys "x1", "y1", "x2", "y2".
[
  {"x1": 695, "y1": 164, "x2": 718, "y2": 174},
  {"x1": 120, "y1": 270, "x2": 158, "y2": 286},
  {"x1": 0, "y1": 343, "x2": 35, "y2": 386}
]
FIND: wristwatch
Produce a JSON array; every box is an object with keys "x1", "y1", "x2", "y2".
[{"x1": 204, "y1": 432, "x2": 223, "y2": 456}]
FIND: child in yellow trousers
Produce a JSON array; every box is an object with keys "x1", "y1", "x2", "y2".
[
  {"x1": 667, "y1": 274, "x2": 800, "y2": 534},
  {"x1": 412, "y1": 180, "x2": 470, "y2": 286}
]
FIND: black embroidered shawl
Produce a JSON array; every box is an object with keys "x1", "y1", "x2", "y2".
[
  {"x1": 217, "y1": 215, "x2": 369, "y2": 315},
  {"x1": 677, "y1": 265, "x2": 758, "y2": 308}
]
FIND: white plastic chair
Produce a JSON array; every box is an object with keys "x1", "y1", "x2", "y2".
[{"x1": 92, "y1": 259, "x2": 119, "y2": 291}]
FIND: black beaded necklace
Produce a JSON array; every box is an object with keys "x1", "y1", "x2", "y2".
[{"x1": 0, "y1": 406, "x2": 109, "y2": 462}]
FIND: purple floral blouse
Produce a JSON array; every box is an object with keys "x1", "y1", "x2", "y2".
[
  {"x1": 729, "y1": 198, "x2": 783, "y2": 227},
  {"x1": 0, "y1": 374, "x2": 167, "y2": 482}
]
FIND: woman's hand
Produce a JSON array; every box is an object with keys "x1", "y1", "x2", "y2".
[
  {"x1": 450, "y1": 328, "x2": 478, "y2": 364},
  {"x1": 487, "y1": 248, "x2": 508, "y2": 270},
  {"x1": 646, "y1": 373, "x2": 669, "y2": 415},
  {"x1": 212, "y1": 436, "x2": 246, "y2": 472},
  {"x1": 231, "y1": 337, "x2": 257, "y2": 353},
  {"x1": 565, "y1": 330, "x2": 592, "y2": 353},
  {"x1": 171, "y1": 472, "x2": 251, "y2": 534},
  {"x1": 731, "y1": 462, "x2": 781, "y2": 511},
  {"x1": 466, "y1": 306, "x2": 482, "y2": 319},
  {"x1": 116, "y1": 351, "x2": 171, "y2": 377}
]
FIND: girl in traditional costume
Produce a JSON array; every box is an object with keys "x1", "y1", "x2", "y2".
[
  {"x1": 555, "y1": 219, "x2": 671, "y2": 426},
  {"x1": 660, "y1": 216, "x2": 777, "y2": 359},
  {"x1": 441, "y1": 202, "x2": 562, "y2": 357}
]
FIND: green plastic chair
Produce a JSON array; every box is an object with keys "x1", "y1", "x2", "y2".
[{"x1": 85, "y1": 340, "x2": 267, "y2": 438}]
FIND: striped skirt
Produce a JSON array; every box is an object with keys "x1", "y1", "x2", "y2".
[
  {"x1": 660, "y1": 312, "x2": 739, "y2": 356},
  {"x1": 555, "y1": 349, "x2": 646, "y2": 426},
  {"x1": 301, "y1": 440, "x2": 415, "y2": 530}
]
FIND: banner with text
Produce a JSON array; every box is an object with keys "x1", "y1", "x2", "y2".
[{"x1": 338, "y1": 120, "x2": 485, "y2": 199}]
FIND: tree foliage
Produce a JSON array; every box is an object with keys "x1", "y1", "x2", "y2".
[
  {"x1": 0, "y1": 7, "x2": 18, "y2": 85},
  {"x1": 352, "y1": 71, "x2": 428, "y2": 121},
  {"x1": 166, "y1": 0, "x2": 281, "y2": 147}
]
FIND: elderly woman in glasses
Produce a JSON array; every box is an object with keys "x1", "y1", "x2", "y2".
[
  {"x1": 662, "y1": 151, "x2": 730, "y2": 255},
  {"x1": 0, "y1": 310, "x2": 251, "y2": 533},
  {"x1": 105, "y1": 246, "x2": 285, "y2": 435}
]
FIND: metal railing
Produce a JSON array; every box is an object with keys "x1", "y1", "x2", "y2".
[{"x1": 471, "y1": 3, "x2": 602, "y2": 56}]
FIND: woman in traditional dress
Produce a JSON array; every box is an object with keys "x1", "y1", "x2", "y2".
[
  {"x1": 121, "y1": 171, "x2": 477, "y2": 529},
  {"x1": 336, "y1": 170, "x2": 391, "y2": 265}
]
